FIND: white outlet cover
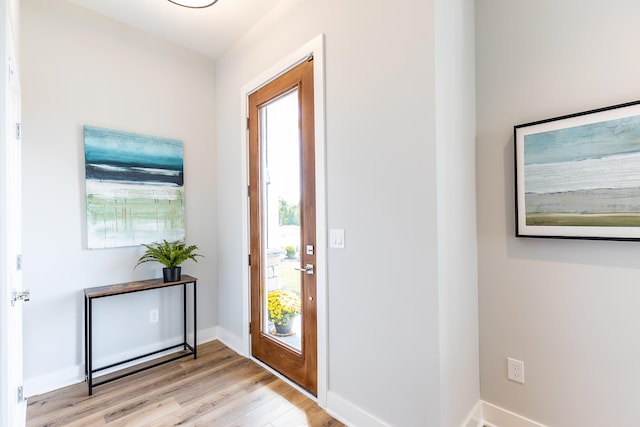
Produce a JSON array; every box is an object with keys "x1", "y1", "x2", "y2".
[{"x1": 507, "y1": 357, "x2": 525, "y2": 384}]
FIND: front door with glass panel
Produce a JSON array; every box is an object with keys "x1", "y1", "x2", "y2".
[{"x1": 248, "y1": 58, "x2": 317, "y2": 394}]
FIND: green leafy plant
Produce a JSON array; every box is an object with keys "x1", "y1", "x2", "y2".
[
  {"x1": 134, "y1": 240, "x2": 203, "y2": 269},
  {"x1": 284, "y1": 245, "x2": 296, "y2": 259},
  {"x1": 267, "y1": 289, "x2": 301, "y2": 326}
]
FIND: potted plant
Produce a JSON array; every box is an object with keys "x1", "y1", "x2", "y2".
[
  {"x1": 284, "y1": 245, "x2": 297, "y2": 259},
  {"x1": 267, "y1": 289, "x2": 301, "y2": 335},
  {"x1": 135, "y1": 239, "x2": 203, "y2": 282}
]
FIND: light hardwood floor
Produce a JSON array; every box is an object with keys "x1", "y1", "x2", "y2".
[{"x1": 26, "y1": 340, "x2": 345, "y2": 427}]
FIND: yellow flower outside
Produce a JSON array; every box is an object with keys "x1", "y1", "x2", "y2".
[{"x1": 267, "y1": 289, "x2": 301, "y2": 326}]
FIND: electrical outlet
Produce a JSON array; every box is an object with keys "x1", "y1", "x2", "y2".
[
  {"x1": 507, "y1": 357, "x2": 524, "y2": 384},
  {"x1": 149, "y1": 309, "x2": 159, "y2": 324}
]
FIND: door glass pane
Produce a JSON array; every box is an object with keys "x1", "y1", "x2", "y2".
[{"x1": 260, "y1": 89, "x2": 302, "y2": 352}]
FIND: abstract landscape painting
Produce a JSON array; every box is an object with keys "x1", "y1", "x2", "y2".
[
  {"x1": 515, "y1": 101, "x2": 640, "y2": 240},
  {"x1": 84, "y1": 126, "x2": 185, "y2": 249}
]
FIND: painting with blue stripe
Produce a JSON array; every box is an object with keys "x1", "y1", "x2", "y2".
[{"x1": 84, "y1": 125, "x2": 185, "y2": 248}]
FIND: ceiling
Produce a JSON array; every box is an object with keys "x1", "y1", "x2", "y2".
[{"x1": 66, "y1": 0, "x2": 282, "y2": 59}]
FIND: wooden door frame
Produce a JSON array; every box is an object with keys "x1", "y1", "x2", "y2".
[
  {"x1": 239, "y1": 34, "x2": 327, "y2": 406},
  {"x1": 248, "y1": 59, "x2": 317, "y2": 394}
]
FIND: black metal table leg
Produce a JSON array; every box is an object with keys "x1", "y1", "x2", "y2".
[
  {"x1": 183, "y1": 283, "x2": 187, "y2": 351},
  {"x1": 87, "y1": 296, "x2": 93, "y2": 395},
  {"x1": 193, "y1": 280, "x2": 197, "y2": 358}
]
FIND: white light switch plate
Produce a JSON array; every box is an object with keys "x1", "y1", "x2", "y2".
[{"x1": 329, "y1": 229, "x2": 345, "y2": 248}]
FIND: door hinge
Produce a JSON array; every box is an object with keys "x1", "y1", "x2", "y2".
[
  {"x1": 16, "y1": 254, "x2": 22, "y2": 271},
  {"x1": 15, "y1": 123, "x2": 21, "y2": 140},
  {"x1": 246, "y1": 117, "x2": 250, "y2": 129},
  {"x1": 247, "y1": 185, "x2": 250, "y2": 197},
  {"x1": 8, "y1": 59, "x2": 14, "y2": 87},
  {"x1": 17, "y1": 386, "x2": 23, "y2": 403},
  {"x1": 248, "y1": 254, "x2": 251, "y2": 265},
  {"x1": 249, "y1": 322, "x2": 252, "y2": 333}
]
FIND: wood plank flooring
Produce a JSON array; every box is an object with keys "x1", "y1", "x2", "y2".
[{"x1": 26, "y1": 340, "x2": 345, "y2": 427}]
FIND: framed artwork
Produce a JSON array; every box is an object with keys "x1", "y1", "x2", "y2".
[
  {"x1": 515, "y1": 100, "x2": 640, "y2": 240},
  {"x1": 84, "y1": 125, "x2": 185, "y2": 249}
]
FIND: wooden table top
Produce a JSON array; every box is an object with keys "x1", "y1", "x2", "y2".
[{"x1": 84, "y1": 275, "x2": 197, "y2": 299}]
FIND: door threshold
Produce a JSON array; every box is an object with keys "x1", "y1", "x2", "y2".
[{"x1": 250, "y1": 355, "x2": 318, "y2": 403}]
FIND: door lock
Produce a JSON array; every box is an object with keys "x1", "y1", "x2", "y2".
[
  {"x1": 11, "y1": 290, "x2": 30, "y2": 306},
  {"x1": 295, "y1": 264, "x2": 314, "y2": 275}
]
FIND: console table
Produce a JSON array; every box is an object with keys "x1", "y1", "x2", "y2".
[{"x1": 84, "y1": 275, "x2": 197, "y2": 395}]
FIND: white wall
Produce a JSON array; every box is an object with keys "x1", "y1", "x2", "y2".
[
  {"x1": 477, "y1": 1, "x2": 640, "y2": 425},
  {"x1": 435, "y1": 0, "x2": 479, "y2": 426},
  {"x1": 21, "y1": 0, "x2": 216, "y2": 396},
  {"x1": 216, "y1": 0, "x2": 478, "y2": 425}
]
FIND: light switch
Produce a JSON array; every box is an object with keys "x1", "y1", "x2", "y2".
[{"x1": 329, "y1": 229, "x2": 345, "y2": 248}]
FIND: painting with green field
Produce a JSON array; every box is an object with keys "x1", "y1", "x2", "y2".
[{"x1": 84, "y1": 126, "x2": 185, "y2": 249}]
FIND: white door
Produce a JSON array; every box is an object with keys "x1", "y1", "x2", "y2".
[{"x1": 1, "y1": 0, "x2": 25, "y2": 424}]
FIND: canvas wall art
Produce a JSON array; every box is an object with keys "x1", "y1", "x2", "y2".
[
  {"x1": 84, "y1": 125, "x2": 185, "y2": 249},
  {"x1": 515, "y1": 100, "x2": 640, "y2": 240}
]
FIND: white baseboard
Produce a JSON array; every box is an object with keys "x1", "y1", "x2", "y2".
[
  {"x1": 24, "y1": 364, "x2": 84, "y2": 398},
  {"x1": 461, "y1": 400, "x2": 484, "y2": 427},
  {"x1": 479, "y1": 400, "x2": 547, "y2": 427},
  {"x1": 216, "y1": 326, "x2": 248, "y2": 357},
  {"x1": 197, "y1": 326, "x2": 218, "y2": 345},
  {"x1": 325, "y1": 391, "x2": 390, "y2": 427},
  {"x1": 24, "y1": 327, "x2": 218, "y2": 398}
]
